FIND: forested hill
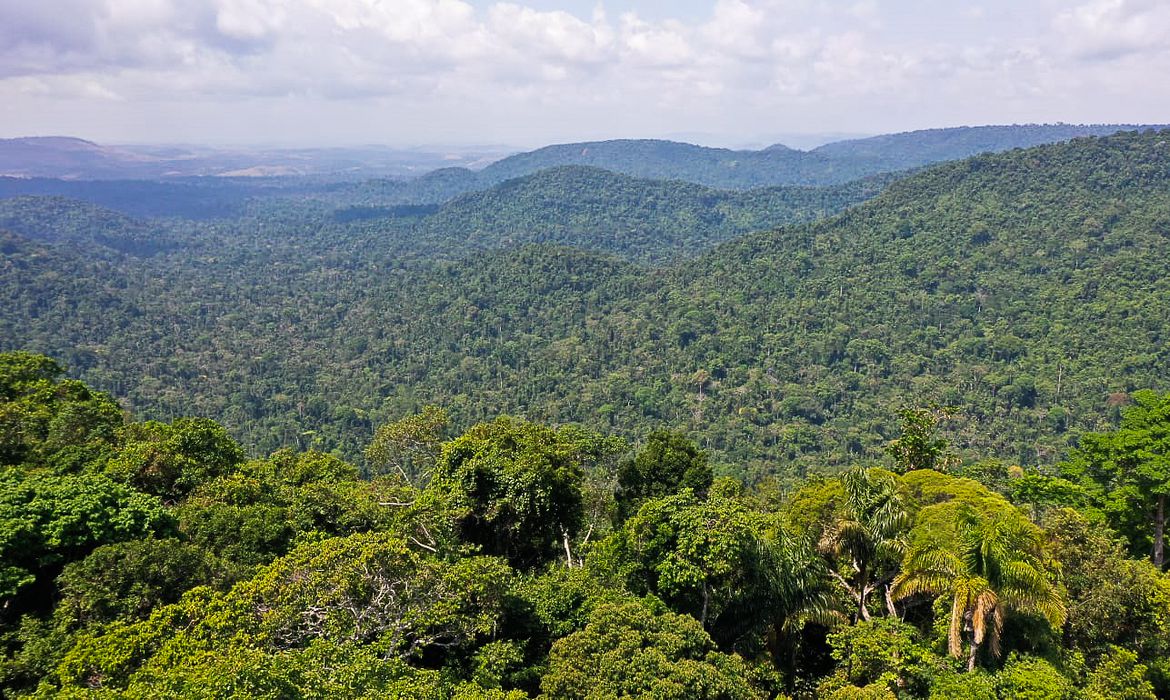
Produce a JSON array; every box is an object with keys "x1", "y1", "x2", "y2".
[
  {"x1": 808, "y1": 123, "x2": 1162, "y2": 171},
  {"x1": 296, "y1": 123, "x2": 1169, "y2": 207},
  {"x1": 2, "y1": 131, "x2": 1170, "y2": 480},
  {"x1": 412, "y1": 166, "x2": 891, "y2": 263},
  {"x1": 466, "y1": 123, "x2": 1164, "y2": 189}
]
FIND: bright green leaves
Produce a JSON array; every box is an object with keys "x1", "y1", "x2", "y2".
[
  {"x1": 105, "y1": 418, "x2": 245, "y2": 501},
  {"x1": 0, "y1": 352, "x2": 122, "y2": 472},
  {"x1": 432, "y1": 417, "x2": 590, "y2": 569},
  {"x1": 49, "y1": 533, "x2": 514, "y2": 695},
  {"x1": 540, "y1": 600, "x2": 763, "y2": 700},
  {"x1": 1063, "y1": 389, "x2": 1170, "y2": 567},
  {"x1": 0, "y1": 469, "x2": 171, "y2": 599}
]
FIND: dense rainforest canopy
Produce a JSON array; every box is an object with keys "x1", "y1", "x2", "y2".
[
  {"x1": 1, "y1": 351, "x2": 1168, "y2": 698},
  {"x1": 3, "y1": 129, "x2": 1170, "y2": 484}
]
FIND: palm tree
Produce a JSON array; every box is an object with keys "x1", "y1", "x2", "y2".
[
  {"x1": 819, "y1": 467, "x2": 909, "y2": 621},
  {"x1": 892, "y1": 505, "x2": 1066, "y2": 671}
]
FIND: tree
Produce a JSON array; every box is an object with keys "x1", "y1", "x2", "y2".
[
  {"x1": 55, "y1": 538, "x2": 221, "y2": 628},
  {"x1": 892, "y1": 506, "x2": 1066, "y2": 672},
  {"x1": 0, "y1": 352, "x2": 122, "y2": 472},
  {"x1": 0, "y1": 470, "x2": 172, "y2": 601},
  {"x1": 430, "y1": 417, "x2": 589, "y2": 569},
  {"x1": 819, "y1": 617, "x2": 935, "y2": 698},
  {"x1": 818, "y1": 467, "x2": 908, "y2": 621},
  {"x1": 104, "y1": 418, "x2": 245, "y2": 502},
  {"x1": 885, "y1": 408, "x2": 957, "y2": 474},
  {"x1": 1042, "y1": 509, "x2": 1170, "y2": 675},
  {"x1": 615, "y1": 429, "x2": 712, "y2": 522},
  {"x1": 1084, "y1": 647, "x2": 1157, "y2": 700},
  {"x1": 365, "y1": 406, "x2": 449, "y2": 485},
  {"x1": 599, "y1": 486, "x2": 833, "y2": 659},
  {"x1": 1062, "y1": 390, "x2": 1170, "y2": 568},
  {"x1": 540, "y1": 600, "x2": 763, "y2": 700}
]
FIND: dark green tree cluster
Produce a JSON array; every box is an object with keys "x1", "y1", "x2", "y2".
[{"x1": 3, "y1": 352, "x2": 1168, "y2": 699}]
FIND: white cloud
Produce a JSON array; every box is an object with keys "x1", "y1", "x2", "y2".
[
  {"x1": 0, "y1": 0, "x2": 1167, "y2": 145},
  {"x1": 1055, "y1": 0, "x2": 1170, "y2": 60}
]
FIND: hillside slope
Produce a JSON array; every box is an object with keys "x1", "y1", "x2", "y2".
[
  {"x1": 2, "y1": 131, "x2": 1169, "y2": 479},
  {"x1": 412, "y1": 166, "x2": 890, "y2": 263}
]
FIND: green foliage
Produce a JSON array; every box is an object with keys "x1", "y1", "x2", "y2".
[
  {"x1": 0, "y1": 469, "x2": 172, "y2": 599},
  {"x1": 894, "y1": 499, "x2": 1065, "y2": 670},
  {"x1": 615, "y1": 429, "x2": 712, "y2": 521},
  {"x1": 0, "y1": 351, "x2": 122, "y2": 472},
  {"x1": 365, "y1": 405, "x2": 448, "y2": 484},
  {"x1": 993, "y1": 655, "x2": 1074, "y2": 700},
  {"x1": 926, "y1": 670, "x2": 997, "y2": 699},
  {"x1": 886, "y1": 408, "x2": 957, "y2": 474},
  {"x1": 55, "y1": 538, "x2": 221, "y2": 628},
  {"x1": 431, "y1": 417, "x2": 590, "y2": 569},
  {"x1": 1083, "y1": 647, "x2": 1157, "y2": 700},
  {"x1": 539, "y1": 600, "x2": 763, "y2": 699},
  {"x1": 1042, "y1": 509, "x2": 1170, "y2": 671},
  {"x1": 824, "y1": 617, "x2": 936, "y2": 696},
  {"x1": 104, "y1": 418, "x2": 245, "y2": 501},
  {"x1": 1062, "y1": 389, "x2": 1170, "y2": 567}
]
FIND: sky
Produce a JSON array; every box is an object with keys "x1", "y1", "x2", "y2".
[{"x1": 0, "y1": 0, "x2": 1168, "y2": 147}]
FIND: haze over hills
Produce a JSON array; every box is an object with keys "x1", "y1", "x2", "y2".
[
  {"x1": 3, "y1": 130, "x2": 1169, "y2": 478},
  {"x1": 2, "y1": 124, "x2": 1163, "y2": 190},
  {"x1": 0, "y1": 137, "x2": 513, "y2": 180}
]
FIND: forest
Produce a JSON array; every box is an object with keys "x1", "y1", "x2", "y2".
[
  {"x1": 1, "y1": 350, "x2": 1168, "y2": 698},
  {"x1": 3, "y1": 129, "x2": 1170, "y2": 482},
  {"x1": 3, "y1": 125, "x2": 1170, "y2": 697}
]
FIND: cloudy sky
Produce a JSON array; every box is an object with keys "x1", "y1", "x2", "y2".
[{"x1": 0, "y1": 0, "x2": 1167, "y2": 147}]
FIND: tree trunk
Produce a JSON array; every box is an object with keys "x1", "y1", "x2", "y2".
[
  {"x1": 883, "y1": 583, "x2": 899, "y2": 619},
  {"x1": 1154, "y1": 493, "x2": 1165, "y2": 569},
  {"x1": 967, "y1": 638, "x2": 979, "y2": 673},
  {"x1": 701, "y1": 584, "x2": 711, "y2": 626}
]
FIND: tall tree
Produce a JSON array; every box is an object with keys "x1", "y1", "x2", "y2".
[
  {"x1": 818, "y1": 467, "x2": 908, "y2": 621},
  {"x1": 614, "y1": 430, "x2": 712, "y2": 522},
  {"x1": 892, "y1": 506, "x2": 1065, "y2": 671},
  {"x1": 1062, "y1": 390, "x2": 1170, "y2": 568}
]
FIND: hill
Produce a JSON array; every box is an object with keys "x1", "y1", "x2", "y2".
[
  {"x1": 2, "y1": 131, "x2": 1170, "y2": 479},
  {"x1": 0, "y1": 137, "x2": 511, "y2": 180},
  {"x1": 411, "y1": 165, "x2": 890, "y2": 263},
  {"x1": 460, "y1": 124, "x2": 1166, "y2": 190},
  {"x1": 810, "y1": 123, "x2": 1162, "y2": 171}
]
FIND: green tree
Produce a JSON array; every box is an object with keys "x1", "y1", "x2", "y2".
[
  {"x1": 893, "y1": 506, "x2": 1066, "y2": 671},
  {"x1": 104, "y1": 418, "x2": 245, "y2": 502},
  {"x1": 55, "y1": 538, "x2": 221, "y2": 628},
  {"x1": 0, "y1": 352, "x2": 122, "y2": 472},
  {"x1": 1084, "y1": 647, "x2": 1157, "y2": 700},
  {"x1": 820, "y1": 617, "x2": 936, "y2": 697},
  {"x1": 1062, "y1": 390, "x2": 1170, "y2": 568},
  {"x1": 365, "y1": 406, "x2": 449, "y2": 485},
  {"x1": 430, "y1": 417, "x2": 589, "y2": 569},
  {"x1": 615, "y1": 429, "x2": 712, "y2": 522},
  {"x1": 993, "y1": 655, "x2": 1073, "y2": 700},
  {"x1": 0, "y1": 470, "x2": 172, "y2": 600},
  {"x1": 540, "y1": 600, "x2": 763, "y2": 700},
  {"x1": 1042, "y1": 509, "x2": 1170, "y2": 678},
  {"x1": 885, "y1": 408, "x2": 957, "y2": 474},
  {"x1": 818, "y1": 467, "x2": 908, "y2": 621}
]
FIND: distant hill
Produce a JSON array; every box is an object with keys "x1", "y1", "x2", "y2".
[
  {"x1": 0, "y1": 137, "x2": 512, "y2": 180},
  {"x1": 809, "y1": 123, "x2": 1163, "y2": 171},
  {"x1": 451, "y1": 124, "x2": 1164, "y2": 190},
  {"x1": 412, "y1": 165, "x2": 890, "y2": 263}
]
